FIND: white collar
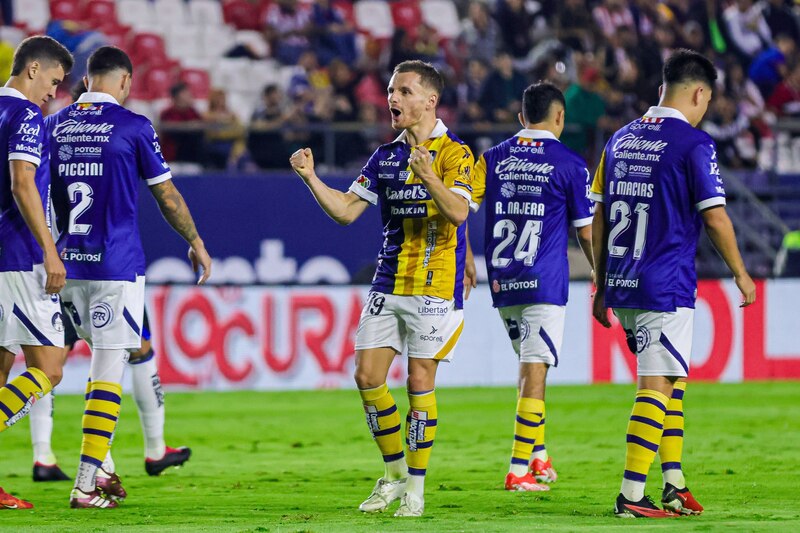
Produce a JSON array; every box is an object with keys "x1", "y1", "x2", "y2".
[
  {"x1": 394, "y1": 118, "x2": 448, "y2": 144},
  {"x1": 77, "y1": 92, "x2": 120, "y2": 105},
  {"x1": 644, "y1": 106, "x2": 689, "y2": 124},
  {"x1": 515, "y1": 128, "x2": 559, "y2": 141},
  {"x1": 0, "y1": 87, "x2": 28, "y2": 100}
]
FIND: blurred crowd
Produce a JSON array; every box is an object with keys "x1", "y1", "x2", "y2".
[{"x1": 2, "y1": 0, "x2": 800, "y2": 172}]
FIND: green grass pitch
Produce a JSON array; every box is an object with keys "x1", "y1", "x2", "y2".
[{"x1": 0, "y1": 382, "x2": 798, "y2": 532}]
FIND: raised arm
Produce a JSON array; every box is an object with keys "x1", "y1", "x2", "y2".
[
  {"x1": 290, "y1": 147, "x2": 370, "y2": 225},
  {"x1": 410, "y1": 145, "x2": 469, "y2": 227},
  {"x1": 701, "y1": 206, "x2": 756, "y2": 306},
  {"x1": 149, "y1": 179, "x2": 211, "y2": 284},
  {"x1": 10, "y1": 160, "x2": 65, "y2": 294}
]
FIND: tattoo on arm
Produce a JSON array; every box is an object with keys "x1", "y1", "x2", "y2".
[{"x1": 150, "y1": 181, "x2": 199, "y2": 243}]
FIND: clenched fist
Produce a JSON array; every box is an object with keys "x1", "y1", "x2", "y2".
[{"x1": 290, "y1": 148, "x2": 316, "y2": 182}]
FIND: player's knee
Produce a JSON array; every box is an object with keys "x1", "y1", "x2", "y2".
[
  {"x1": 353, "y1": 367, "x2": 382, "y2": 389},
  {"x1": 406, "y1": 373, "x2": 434, "y2": 394},
  {"x1": 44, "y1": 365, "x2": 63, "y2": 387}
]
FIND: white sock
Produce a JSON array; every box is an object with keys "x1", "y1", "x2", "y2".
[
  {"x1": 620, "y1": 479, "x2": 646, "y2": 502},
  {"x1": 509, "y1": 463, "x2": 529, "y2": 477},
  {"x1": 76, "y1": 461, "x2": 98, "y2": 493},
  {"x1": 30, "y1": 391, "x2": 56, "y2": 465},
  {"x1": 663, "y1": 469, "x2": 686, "y2": 488},
  {"x1": 129, "y1": 351, "x2": 166, "y2": 460},
  {"x1": 531, "y1": 447, "x2": 548, "y2": 462},
  {"x1": 102, "y1": 450, "x2": 115, "y2": 473},
  {"x1": 385, "y1": 457, "x2": 407, "y2": 481},
  {"x1": 406, "y1": 475, "x2": 425, "y2": 498}
]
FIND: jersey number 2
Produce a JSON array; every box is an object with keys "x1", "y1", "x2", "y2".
[
  {"x1": 491, "y1": 219, "x2": 543, "y2": 268},
  {"x1": 67, "y1": 181, "x2": 94, "y2": 235}
]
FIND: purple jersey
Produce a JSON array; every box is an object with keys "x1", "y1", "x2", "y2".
[
  {"x1": 472, "y1": 129, "x2": 594, "y2": 307},
  {"x1": 590, "y1": 106, "x2": 726, "y2": 312},
  {"x1": 0, "y1": 87, "x2": 50, "y2": 271},
  {"x1": 46, "y1": 92, "x2": 171, "y2": 281}
]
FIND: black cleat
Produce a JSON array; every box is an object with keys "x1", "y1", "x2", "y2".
[
  {"x1": 145, "y1": 446, "x2": 191, "y2": 476},
  {"x1": 614, "y1": 493, "x2": 678, "y2": 518},
  {"x1": 33, "y1": 462, "x2": 71, "y2": 482}
]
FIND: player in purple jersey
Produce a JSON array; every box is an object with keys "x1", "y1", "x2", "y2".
[
  {"x1": 0, "y1": 35, "x2": 73, "y2": 510},
  {"x1": 46, "y1": 46, "x2": 211, "y2": 509},
  {"x1": 469, "y1": 82, "x2": 594, "y2": 493},
  {"x1": 590, "y1": 50, "x2": 756, "y2": 518}
]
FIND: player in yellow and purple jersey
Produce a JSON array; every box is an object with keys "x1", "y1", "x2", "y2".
[
  {"x1": 591, "y1": 49, "x2": 756, "y2": 518},
  {"x1": 290, "y1": 60, "x2": 473, "y2": 518}
]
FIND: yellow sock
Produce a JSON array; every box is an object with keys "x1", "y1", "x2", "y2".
[
  {"x1": 0, "y1": 367, "x2": 51, "y2": 431},
  {"x1": 532, "y1": 403, "x2": 548, "y2": 462},
  {"x1": 80, "y1": 381, "x2": 122, "y2": 466},
  {"x1": 359, "y1": 384, "x2": 405, "y2": 478},
  {"x1": 406, "y1": 390, "x2": 437, "y2": 478},
  {"x1": 621, "y1": 389, "x2": 669, "y2": 501},
  {"x1": 510, "y1": 397, "x2": 544, "y2": 476},
  {"x1": 661, "y1": 381, "x2": 686, "y2": 487}
]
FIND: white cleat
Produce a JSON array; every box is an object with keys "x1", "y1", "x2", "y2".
[
  {"x1": 358, "y1": 477, "x2": 407, "y2": 513},
  {"x1": 394, "y1": 492, "x2": 424, "y2": 517}
]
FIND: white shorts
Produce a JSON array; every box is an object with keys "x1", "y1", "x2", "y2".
[
  {"x1": 498, "y1": 304, "x2": 565, "y2": 366},
  {"x1": 613, "y1": 307, "x2": 693, "y2": 378},
  {"x1": 61, "y1": 276, "x2": 145, "y2": 350},
  {"x1": 354, "y1": 292, "x2": 464, "y2": 361},
  {"x1": 0, "y1": 265, "x2": 65, "y2": 351}
]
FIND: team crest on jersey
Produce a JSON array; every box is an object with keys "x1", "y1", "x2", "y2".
[
  {"x1": 90, "y1": 303, "x2": 114, "y2": 328},
  {"x1": 58, "y1": 144, "x2": 73, "y2": 161},
  {"x1": 614, "y1": 161, "x2": 628, "y2": 179},
  {"x1": 356, "y1": 175, "x2": 371, "y2": 189},
  {"x1": 501, "y1": 182, "x2": 516, "y2": 198},
  {"x1": 51, "y1": 311, "x2": 64, "y2": 333}
]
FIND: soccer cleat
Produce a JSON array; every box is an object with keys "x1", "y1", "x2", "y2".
[
  {"x1": 662, "y1": 483, "x2": 704, "y2": 515},
  {"x1": 393, "y1": 492, "x2": 424, "y2": 517},
  {"x1": 0, "y1": 487, "x2": 33, "y2": 509},
  {"x1": 531, "y1": 458, "x2": 558, "y2": 484},
  {"x1": 358, "y1": 477, "x2": 407, "y2": 513},
  {"x1": 96, "y1": 468, "x2": 127, "y2": 502},
  {"x1": 145, "y1": 446, "x2": 192, "y2": 476},
  {"x1": 69, "y1": 488, "x2": 118, "y2": 509},
  {"x1": 504, "y1": 472, "x2": 550, "y2": 492},
  {"x1": 614, "y1": 493, "x2": 677, "y2": 518},
  {"x1": 33, "y1": 462, "x2": 71, "y2": 482}
]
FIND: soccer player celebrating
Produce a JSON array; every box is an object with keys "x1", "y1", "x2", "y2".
[
  {"x1": 590, "y1": 49, "x2": 756, "y2": 518},
  {"x1": 0, "y1": 35, "x2": 73, "y2": 510},
  {"x1": 46, "y1": 46, "x2": 211, "y2": 509},
  {"x1": 290, "y1": 60, "x2": 473, "y2": 517},
  {"x1": 469, "y1": 82, "x2": 594, "y2": 492}
]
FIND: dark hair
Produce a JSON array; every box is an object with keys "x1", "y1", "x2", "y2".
[
  {"x1": 11, "y1": 35, "x2": 73, "y2": 76},
  {"x1": 392, "y1": 60, "x2": 444, "y2": 97},
  {"x1": 663, "y1": 49, "x2": 717, "y2": 89},
  {"x1": 170, "y1": 82, "x2": 189, "y2": 99},
  {"x1": 87, "y1": 46, "x2": 133, "y2": 76},
  {"x1": 70, "y1": 81, "x2": 87, "y2": 103},
  {"x1": 522, "y1": 81, "x2": 565, "y2": 124}
]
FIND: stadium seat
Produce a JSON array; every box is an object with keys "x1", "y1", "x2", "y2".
[
  {"x1": 226, "y1": 89, "x2": 257, "y2": 124},
  {"x1": 420, "y1": 0, "x2": 461, "y2": 40},
  {"x1": 222, "y1": 0, "x2": 267, "y2": 31},
  {"x1": 128, "y1": 32, "x2": 169, "y2": 67},
  {"x1": 126, "y1": 98, "x2": 158, "y2": 122},
  {"x1": 83, "y1": 0, "x2": 117, "y2": 27},
  {"x1": 179, "y1": 68, "x2": 211, "y2": 101},
  {"x1": 0, "y1": 26, "x2": 27, "y2": 47},
  {"x1": 210, "y1": 57, "x2": 252, "y2": 92},
  {"x1": 117, "y1": 0, "x2": 157, "y2": 30},
  {"x1": 13, "y1": 0, "x2": 49, "y2": 31},
  {"x1": 141, "y1": 64, "x2": 177, "y2": 100},
  {"x1": 199, "y1": 24, "x2": 236, "y2": 61},
  {"x1": 50, "y1": 0, "x2": 83, "y2": 21},
  {"x1": 96, "y1": 21, "x2": 133, "y2": 49},
  {"x1": 354, "y1": 0, "x2": 394, "y2": 39},
  {"x1": 189, "y1": 0, "x2": 225, "y2": 26},
  {"x1": 164, "y1": 24, "x2": 203, "y2": 62},
  {"x1": 390, "y1": 0, "x2": 422, "y2": 37},
  {"x1": 154, "y1": 0, "x2": 189, "y2": 25},
  {"x1": 234, "y1": 29, "x2": 270, "y2": 59}
]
